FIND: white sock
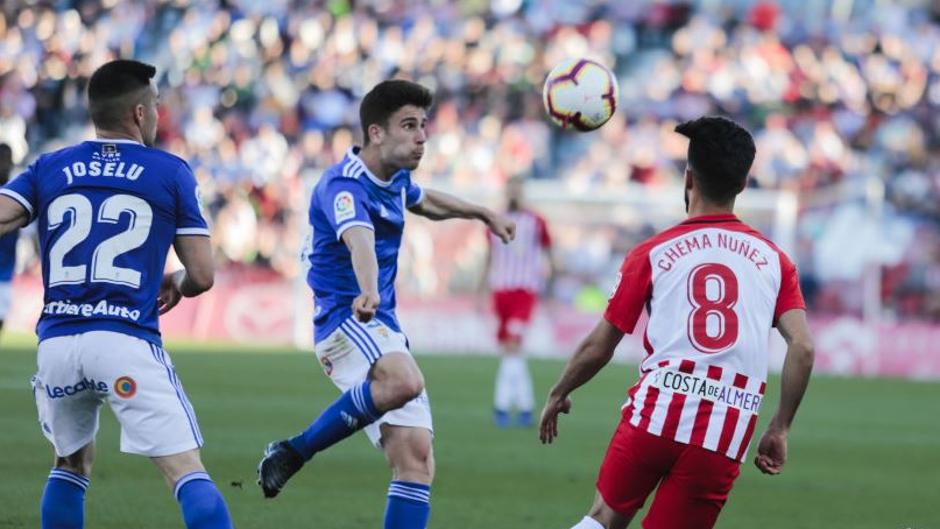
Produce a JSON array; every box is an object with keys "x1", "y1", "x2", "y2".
[
  {"x1": 509, "y1": 356, "x2": 534, "y2": 412},
  {"x1": 571, "y1": 516, "x2": 605, "y2": 529},
  {"x1": 494, "y1": 357, "x2": 514, "y2": 411}
]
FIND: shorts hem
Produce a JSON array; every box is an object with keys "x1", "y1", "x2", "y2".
[{"x1": 120, "y1": 440, "x2": 203, "y2": 458}]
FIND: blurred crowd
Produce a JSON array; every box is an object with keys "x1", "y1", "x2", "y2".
[{"x1": 1, "y1": 0, "x2": 938, "y2": 320}]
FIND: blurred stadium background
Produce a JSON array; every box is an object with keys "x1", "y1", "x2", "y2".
[{"x1": 0, "y1": 0, "x2": 938, "y2": 528}]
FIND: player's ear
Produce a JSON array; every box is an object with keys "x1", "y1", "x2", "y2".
[
  {"x1": 368, "y1": 123, "x2": 385, "y2": 145},
  {"x1": 684, "y1": 167, "x2": 694, "y2": 190},
  {"x1": 132, "y1": 103, "x2": 145, "y2": 126}
]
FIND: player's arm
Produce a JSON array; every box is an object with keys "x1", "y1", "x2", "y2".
[
  {"x1": 409, "y1": 188, "x2": 515, "y2": 244},
  {"x1": 0, "y1": 195, "x2": 29, "y2": 236},
  {"x1": 159, "y1": 235, "x2": 215, "y2": 314},
  {"x1": 342, "y1": 225, "x2": 380, "y2": 323},
  {"x1": 754, "y1": 308, "x2": 815, "y2": 475},
  {"x1": 539, "y1": 319, "x2": 624, "y2": 444}
]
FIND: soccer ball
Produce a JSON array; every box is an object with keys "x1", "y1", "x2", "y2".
[{"x1": 542, "y1": 58, "x2": 619, "y2": 131}]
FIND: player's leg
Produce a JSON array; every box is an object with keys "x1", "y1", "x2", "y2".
[
  {"x1": 151, "y1": 449, "x2": 233, "y2": 529},
  {"x1": 41, "y1": 442, "x2": 95, "y2": 529},
  {"x1": 569, "y1": 492, "x2": 634, "y2": 529},
  {"x1": 506, "y1": 291, "x2": 537, "y2": 427},
  {"x1": 640, "y1": 444, "x2": 741, "y2": 529},
  {"x1": 259, "y1": 319, "x2": 419, "y2": 497},
  {"x1": 33, "y1": 335, "x2": 102, "y2": 529},
  {"x1": 85, "y1": 332, "x2": 233, "y2": 528},
  {"x1": 380, "y1": 425, "x2": 434, "y2": 529},
  {"x1": 283, "y1": 350, "x2": 421, "y2": 458},
  {"x1": 569, "y1": 420, "x2": 680, "y2": 529},
  {"x1": 492, "y1": 290, "x2": 513, "y2": 426}
]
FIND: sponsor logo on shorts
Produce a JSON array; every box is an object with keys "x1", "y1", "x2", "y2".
[
  {"x1": 334, "y1": 191, "x2": 356, "y2": 223},
  {"x1": 45, "y1": 377, "x2": 109, "y2": 399},
  {"x1": 114, "y1": 376, "x2": 137, "y2": 398}
]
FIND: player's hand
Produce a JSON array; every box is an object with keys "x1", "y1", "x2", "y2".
[
  {"x1": 352, "y1": 291, "x2": 381, "y2": 323},
  {"x1": 754, "y1": 427, "x2": 788, "y2": 475},
  {"x1": 539, "y1": 392, "x2": 572, "y2": 445},
  {"x1": 157, "y1": 270, "x2": 185, "y2": 315},
  {"x1": 488, "y1": 214, "x2": 516, "y2": 244}
]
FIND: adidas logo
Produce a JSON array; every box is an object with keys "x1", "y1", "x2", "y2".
[{"x1": 341, "y1": 411, "x2": 359, "y2": 429}]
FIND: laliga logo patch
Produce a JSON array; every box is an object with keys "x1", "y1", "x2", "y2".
[
  {"x1": 114, "y1": 376, "x2": 137, "y2": 398},
  {"x1": 334, "y1": 191, "x2": 356, "y2": 223}
]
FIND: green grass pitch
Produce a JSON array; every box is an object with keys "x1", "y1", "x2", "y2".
[{"x1": 1, "y1": 332, "x2": 937, "y2": 528}]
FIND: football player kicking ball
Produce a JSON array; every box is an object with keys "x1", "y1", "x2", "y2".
[
  {"x1": 258, "y1": 80, "x2": 515, "y2": 529},
  {"x1": 0, "y1": 60, "x2": 232, "y2": 529},
  {"x1": 539, "y1": 117, "x2": 815, "y2": 529}
]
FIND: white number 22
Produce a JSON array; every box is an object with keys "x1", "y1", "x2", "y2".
[{"x1": 47, "y1": 193, "x2": 153, "y2": 288}]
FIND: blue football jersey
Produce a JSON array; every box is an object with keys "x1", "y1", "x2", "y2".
[
  {"x1": 0, "y1": 139, "x2": 209, "y2": 345},
  {"x1": 306, "y1": 147, "x2": 424, "y2": 342},
  {"x1": 0, "y1": 230, "x2": 16, "y2": 282}
]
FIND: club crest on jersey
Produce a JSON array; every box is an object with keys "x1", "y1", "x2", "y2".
[
  {"x1": 334, "y1": 191, "x2": 356, "y2": 223},
  {"x1": 114, "y1": 376, "x2": 137, "y2": 398},
  {"x1": 320, "y1": 356, "x2": 334, "y2": 376}
]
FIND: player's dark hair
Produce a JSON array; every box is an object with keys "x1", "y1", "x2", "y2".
[
  {"x1": 360, "y1": 80, "x2": 433, "y2": 145},
  {"x1": 675, "y1": 116, "x2": 755, "y2": 204},
  {"x1": 87, "y1": 60, "x2": 157, "y2": 129}
]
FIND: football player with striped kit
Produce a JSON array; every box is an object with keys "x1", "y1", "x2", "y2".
[
  {"x1": 0, "y1": 60, "x2": 233, "y2": 529},
  {"x1": 483, "y1": 175, "x2": 555, "y2": 428},
  {"x1": 257, "y1": 80, "x2": 515, "y2": 529},
  {"x1": 539, "y1": 117, "x2": 814, "y2": 529}
]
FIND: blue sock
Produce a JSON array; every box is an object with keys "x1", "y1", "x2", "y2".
[
  {"x1": 384, "y1": 481, "x2": 431, "y2": 529},
  {"x1": 174, "y1": 472, "x2": 233, "y2": 529},
  {"x1": 41, "y1": 468, "x2": 88, "y2": 529},
  {"x1": 288, "y1": 380, "x2": 381, "y2": 461}
]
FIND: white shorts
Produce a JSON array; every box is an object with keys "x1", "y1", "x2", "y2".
[
  {"x1": 315, "y1": 317, "x2": 432, "y2": 448},
  {"x1": 0, "y1": 281, "x2": 11, "y2": 320},
  {"x1": 32, "y1": 331, "x2": 203, "y2": 458}
]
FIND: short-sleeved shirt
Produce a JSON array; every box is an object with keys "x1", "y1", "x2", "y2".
[
  {"x1": 487, "y1": 209, "x2": 551, "y2": 293},
  {"x1": 0, "y1": 230, "x2": 16, "y2": 282},
  {"x1": 0, "y1": 139, "x2": 209, "y2": 346},
  {"x1": 305, "y1": 147, "x2": 424, "y2": 342},
  {"x1": 605, "y1": 214, "x2": 804, "y2": 462}
]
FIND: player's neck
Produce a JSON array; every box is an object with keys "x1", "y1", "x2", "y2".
[
  {"x1": 357, "y1": 146, "x2": 395, "y2": 181},
  {"x1": 687, "y1": 198, "x2": 735, "y2": 218},
  {"x1": 94, "y1": 127, "x2": 143, "y2": 144}
]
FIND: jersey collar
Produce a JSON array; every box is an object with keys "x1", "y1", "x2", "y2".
[
  {"x1": 89, "y1": 138, "x2": 143, "y2": 145},
  {"x1": 348, "y1": 147, "x2": 397, "y2": 188},
  {"x1": 680, "y1": 213, "x2": 741, "y2": 225}
]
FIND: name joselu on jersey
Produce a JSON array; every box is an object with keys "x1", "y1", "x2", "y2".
[
  {"x1": 656, "y1": 232, "x2": 770, "y2": 272},
  {"x1": 60, "y1": 160, "x2": 145, "y2": 185}
]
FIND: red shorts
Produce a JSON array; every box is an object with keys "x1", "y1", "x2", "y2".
[
  {"x1": 491, "y1": 289, "x2": 537, "y2": 344},
  {"x1": 596, "y1": 420, "x2": 741, "y2": 529}
]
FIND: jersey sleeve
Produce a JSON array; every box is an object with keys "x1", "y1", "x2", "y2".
[
  {"x1": 774, "y1": 252, "x2": 806, "y2": 323},
  {"x1": 174, "y1": 162, "x2": 211, "y2": 237},
  {"x1": 405, "y1": 179, "x2": 424, "y2": 208},
  {"x1": 604, "y1": 245, "x2": 653, "y2": 334},
  {"x1": 323, "y1": 178, "x2": 373, "y2": 240},
  {"x1": 1, "y1": 161, "x2": 40, "y2": 221},
  {"x1": 536, "y1": 214, "x2": 552, "y2": 248}
]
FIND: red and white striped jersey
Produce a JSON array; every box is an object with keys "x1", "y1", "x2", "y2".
[
  {"x1": 488, "y1": 209, "x2": 551, "y2": 292},
  {"x1": 605, "y1": 214, "x2": 805, "y2": 462}
]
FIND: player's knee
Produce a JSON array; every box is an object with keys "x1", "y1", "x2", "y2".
[
  {"x1": 55, "y1": 454, "x2": 92, "y2": 477},
  {"x1": 385, "y1": 371, "x2": 424, "y2": 407},
  {"x1": 388, "y1": 432, "x2": 434, "y2": 482}
]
